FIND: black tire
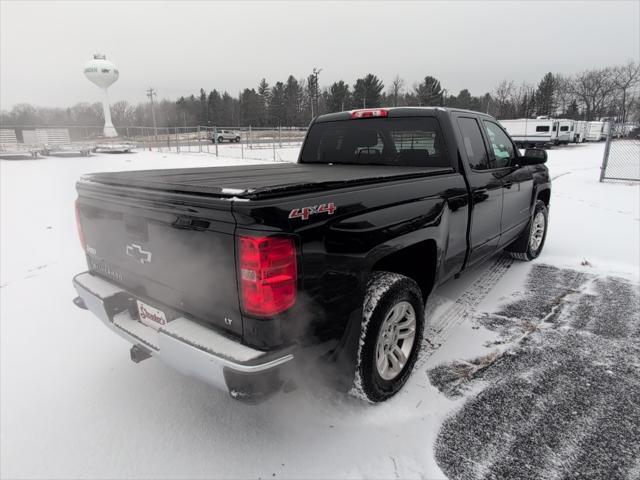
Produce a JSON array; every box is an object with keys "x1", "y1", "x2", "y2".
[
  {"x1": 218, "y1": 136, "x2": 224, "y2": 143},
  {"x1": 350, "y1": 272, "x2": 425, "y2": 403},
  {"x1": 507, "y1": 200, "x2": 548, "y2": 261},
  {"x1": 235, "y1": 136, "x2": 241, "y2": 143}
]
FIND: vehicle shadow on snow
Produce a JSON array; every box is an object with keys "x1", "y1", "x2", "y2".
[{"x1": 429, "y1": 264, "x2": 640, "y2": 480}]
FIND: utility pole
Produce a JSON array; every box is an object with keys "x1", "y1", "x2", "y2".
[{"x1": 146, "y1": 87, "x2": 158, "y2": 144}]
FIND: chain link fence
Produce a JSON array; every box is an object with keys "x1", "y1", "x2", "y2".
[
  {"x1": 1, "y1": 125, "x2": 306, "y2": 162},
  {"x1": 600, "y1": 124, "x2": 640, "y2": 182}
]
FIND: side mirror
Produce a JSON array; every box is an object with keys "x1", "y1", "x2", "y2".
[{"x1": 518, "y1": 148, "x2": 547, "y2": 166}]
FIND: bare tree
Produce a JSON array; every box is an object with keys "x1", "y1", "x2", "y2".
[
  {"x1": 612, "y1": 62, "x2": 640, "y2": 122},
  {"x1": 554, "y1": 74, "x2": 573, "y2": 116},
  {"x1": 111, "y1": 100, "x2": 136, "y2": 126},
  {"x1": 388, "y1": 75, "x2": 405, "y2": 107},
  {"x1": 492, "y1": 80, "x2": 515, "y2": 119},
  {"x1": 514, "y1": 82, "x2": 536, "y2": 118},
  {"x1": 568, "y1": 68, "x2": 617, "y2": 120}
]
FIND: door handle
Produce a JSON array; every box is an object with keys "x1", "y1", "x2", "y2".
[{"x1": 503, "y1": 181, "x2": 513, "y2": 189}]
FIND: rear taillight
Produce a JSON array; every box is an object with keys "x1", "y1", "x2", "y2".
[
  {"x1": 238, "y1": 235, "x2": 297, "y2": 317},
  {"x1": 350, "y1": 108, "x2": 389, "y2": 119},
  {"x1": 75, "y1": 200, "x2": 86, "y2": 252}
]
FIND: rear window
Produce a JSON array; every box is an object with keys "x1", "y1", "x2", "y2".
[
  {"x1": 536, "y1": 126, "x2": 550, "y2": 132},
  {"x1": 300, "y1": 117, "x2": 449, "y2": 167},
  {"x1": 560, "y1": 126, "x2": 569, "y2": 131}
]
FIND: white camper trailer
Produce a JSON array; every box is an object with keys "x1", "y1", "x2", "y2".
[
  {"x1": 573, "y1": 121, "x2": 589, "y2": 142},
  {"x1": 556, "y1": 119, "x2": 575, "y2": 144},
  {"x1": 586, "y1": 121, "x2": 606, "y2": 141},
  {"x1": 499, "y1": 117, "x2": 559, "y2": 148}
]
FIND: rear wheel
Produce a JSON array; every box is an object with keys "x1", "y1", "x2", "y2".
[
  {"x1": 235, "y1": 136, "x2": 241, "y2": 143},
  {"x1": 350, "y1": 272, "x2": 424, "y2": 403},
  {"x1": 508, "y1": 200, "x2": 548, "y2": 261},
  {"x1": 218, "y1": 136, "x2": 224, "y2": 143}
]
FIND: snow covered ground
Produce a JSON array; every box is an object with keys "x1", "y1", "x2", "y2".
[{"x1": 1, "y1": 142, "x2": 638, "y2": 479}]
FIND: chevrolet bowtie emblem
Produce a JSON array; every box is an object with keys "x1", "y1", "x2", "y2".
[{"x1": 125, "y1": 243, "x2": 152, "y2": 264}]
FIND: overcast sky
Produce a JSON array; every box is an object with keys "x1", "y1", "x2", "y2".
[{"x1": 1, "y1": 0, "x2": 638, "y2": 109}]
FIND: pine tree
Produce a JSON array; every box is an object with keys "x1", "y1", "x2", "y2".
[
  {"x1": 208, "y1": 90, "x2": 222, "y2": 125},
  {"x1": 220, "y1": 92, "x2": 235, "y2": 126},
  {"x1": 240, "y1": 88, "x2": 263, "y2": 126},
  {"x1": 535, "y1": 72, "x2": 557, "y2": 116},
  {"x1": 352, "y1": 74, "x2": 384, "y2": 108},
  {"x1": 257, "y1": 78, "x2": 270, "y2": 125},
  {"x1": 199, "y1": 89, "x2": 208, "y2": 125},
  {"x1": 455, "y1": 89, "x2": 473, "y2": 109},
  {"x1": 415, "y1": 76, "x2": 443, "y2": 106},
  {"x1": 284, "y1": 76, "x2": 302, "y2": 126},
  {"x1": 566, "y1": 99, "x2": 580, "y2": 120},
  {"x1": 269, "y1": 82, "x2": 286, "y2": 126},
  {"x1": 327, "y1": 81, "x2": 350, "y2": 112}
]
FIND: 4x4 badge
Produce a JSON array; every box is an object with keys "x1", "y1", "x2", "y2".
[
  {"x1": 125, "y1": 243, "x2": 152, "y2": 264},
  {"x1": 289, "y1": 203, "x2": 336, "y2": 220}
]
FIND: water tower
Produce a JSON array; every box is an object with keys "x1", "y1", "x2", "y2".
[{"x1": 83, "y1": 53, "x2": 119, "y2": 137}]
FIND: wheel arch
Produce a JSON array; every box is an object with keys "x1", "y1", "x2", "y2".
[
  {"x1": 536, "y1": 187, "x2": 551, "y2": 207},
  {"x1": 369, "y1": 238, "x2": 438, "y2": 300}
]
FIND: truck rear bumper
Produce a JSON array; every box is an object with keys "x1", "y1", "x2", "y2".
[{"x1": 72, "y1": 272, "x2": 294, "y2": 399}]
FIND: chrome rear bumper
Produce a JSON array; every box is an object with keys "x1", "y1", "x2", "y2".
[{"x1": 72, "y1": 272, "x2": 294, "y2": 397}]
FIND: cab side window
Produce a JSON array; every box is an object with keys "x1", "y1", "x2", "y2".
[
  {"x1": 457, "y1": 117, "x2": 489, "y2": 170},
  {"x1": 482, "y1": 120, "x2": 515, "y2": 168}
]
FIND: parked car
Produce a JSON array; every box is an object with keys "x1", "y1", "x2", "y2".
[
  {"x1": 212, "y1": 129, "x2": 241, "y2": 143},
  {"x1": 72, "y1": 107, "x2": 551, "y2": 403}
]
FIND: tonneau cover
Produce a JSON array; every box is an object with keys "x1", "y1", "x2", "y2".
[{"x1": 83, "y1": 163, "x2": 454, "y2": 199}]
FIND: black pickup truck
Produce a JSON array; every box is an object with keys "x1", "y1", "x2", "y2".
[{"x1": 72, "y1": 107, "x2": 550, "y2": 402}]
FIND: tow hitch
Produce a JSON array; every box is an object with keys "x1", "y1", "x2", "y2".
[
  {"x1": 130, "y1": 344, "x2": 152, "y2": 363},
  {"x1": 72, "y1": 296, "x2": 87, "y2": 310}
]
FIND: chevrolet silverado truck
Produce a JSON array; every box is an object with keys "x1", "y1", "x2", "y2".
[{"x1": 72, "y1": 107, "x2": 551, "y2": 403}]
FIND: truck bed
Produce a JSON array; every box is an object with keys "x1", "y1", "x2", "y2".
[{"x1": 82, "y1": 163, "x2": 454, "y2": 199}]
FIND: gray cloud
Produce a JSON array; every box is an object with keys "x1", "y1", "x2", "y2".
[{"x1": 1, "y1": 0, "x2": 638, "y2": 108}]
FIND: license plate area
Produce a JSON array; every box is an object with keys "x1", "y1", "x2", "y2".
[{"x1": 136, "y1": 300, "x2": 170, "y2": 330}]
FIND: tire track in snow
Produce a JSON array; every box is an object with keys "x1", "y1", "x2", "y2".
[
  {"x1": 430, "y1": 266, "x2": 640, "y2": 480},
  {"x1": 415, "y1": 255, "x2": 514, "y2": 369}
]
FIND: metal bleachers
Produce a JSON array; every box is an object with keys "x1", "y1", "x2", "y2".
[
  {"x1": 0, "y1": 129, "x2": 38, "y2": 158},
  {"x1": 23, "y1": 128, "x2": 91, "y2": 156}
]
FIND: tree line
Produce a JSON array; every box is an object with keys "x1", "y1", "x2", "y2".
[{"x1": 1, "y1": 63, "x2": 638, "y2": 128}]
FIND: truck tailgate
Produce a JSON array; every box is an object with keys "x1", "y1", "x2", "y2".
[{"x1": 76, "y1": 181, "x2": 242, "y2": 337}]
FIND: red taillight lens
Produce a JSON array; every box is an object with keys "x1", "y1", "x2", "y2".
[
  {"x1": 350, "y1": 108, "x2": 389, "y2": 119},
  {"x1": 238, "y1": 235, "x2": 297, "y2": 317},
  {"x1": 75, "y1": 200, "x2": 86, "y2": 252}
]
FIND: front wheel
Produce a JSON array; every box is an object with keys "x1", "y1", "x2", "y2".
[
  {"x1": 507, "y1": 200, "x2": 548, "y2": 261},
  {"x1": 350, "y1": 272, "x2": 425, "y2": 403}
]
